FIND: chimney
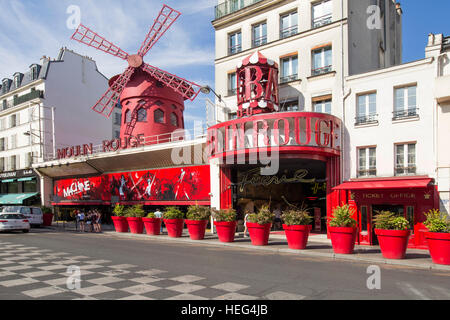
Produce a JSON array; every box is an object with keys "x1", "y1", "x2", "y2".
[
  {"x1": 395, "y1": 2, "x2": 402, "y2": 15},
  {"x1": 40, "y1": 55, "x2": 48, "y2": 65}
]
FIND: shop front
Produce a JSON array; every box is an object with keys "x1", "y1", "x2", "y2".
[
  {"x1": 0, "y1": 169, "x2": 40, "y2": 206},
  {"x1": 332, "y1": 177, "x2": 439, "y2": 248},
  {"x1": 207, "y1": 111, "x2": 342, "y2": 231}
]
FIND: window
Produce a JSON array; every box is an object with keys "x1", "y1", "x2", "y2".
[
  {"x1": 2, "y1": 80, "x2": 10, "y2": 94},
  {"x1": 395, "y1": 143, "x2": 416, "y2": 175},
  {"x1": 0, "y1": 158, "x2": 4, "y2": 172},
  {"x1": 0, "y1": 138, "x2": 5, "y2": 151},
  {"x1": 124, "y1": 110, "x2": 131, "y2": 123},
  {"x1": 170, "y1": 113, "x2": 178, "y2": 127},
  {"x1": 10, "y1": 114, "x2": 17, "y2": 128},
  {"x1": 252, "y1": 22, "x2": 267, "y2": 47},
  {"x1": 14, "y1": 75, "x2": 21, "y2": 88},
  {"x1": 154, "y1": 109, "x2": 165, "y2": 124},
  {"x1": 228, "y1": 31, "x2": 242, "y2": 55},
  {"x1": 10, "y1": 155, "x2": 16, "y2": 171},
  {"x1": 313, "y1": 99, "x2": 332, "y2": 114},
  {"x1": 24, "y1": 179, "x2": 37, "y2": 193},
  {"x1": 114, "y1": 113, "x2": 121, "y2": 126},
  {"x1": 30, "y1": 65, "x2": 39, "y2": 81},
  {"x1": 2, "y1": 100, "x2": 6, "y2": 110},
  {"x1": 280, "y1": 11, "x2": 298, "y2": 39},
  {"x1": 312, "y1": 45, "x2": 332, "y2": 76},
  {"x1": 280, "y1": 55, "x2": 298, "y2": 83},
  {"x1": 358, "y1": 147, "x2": 376, "y2": 177},
  {"x1": 312, "y1": 0, "x2": 332, "y2": 28},
  {"x1": 406, "y1": 206, "x2": 414, "y2": 231},
  {"x1": 280, "y1": 99, "x2": 299, "y2": 112},
  {"x1": 137, "y1": 108, "x2": 147, "y2": 122},
  {"x1": 394, "y1": 85, "x2": 417, "y2": 120},
  {"x1": 228, "y1": 73, "x2": 237, "y2": 96},
  {"x1": 114, "y1": 130, "x2": 120, "y2": 139},
  {"x1": 26, "y1": 152, "x2": 33, "y2": 168},
  {"x1": 10, "y1": 134, "x2": 17, "y2": 150},
  {"x1": 228, "y1": 112, "x2": 237, "y2": 120},
  {"x1": 361, "y1": 206, "x2": 368, "y2": 232},
  {"x1": 356, "y1": 93, "x2": 377, "y2": 124}
]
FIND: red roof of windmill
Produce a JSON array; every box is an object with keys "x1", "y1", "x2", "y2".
[{"x1": 70, "y1": 4, "x2": 202, "y2": 119}]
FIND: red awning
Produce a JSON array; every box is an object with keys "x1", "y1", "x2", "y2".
[{"x1": 333, "y1": 178, "x2": 433, "y2": 190}]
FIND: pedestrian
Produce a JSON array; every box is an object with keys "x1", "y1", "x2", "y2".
[
  {"x1": 154, "y1": 208, "x2": 163, "y2": 233},
  {"x1": 74, "y1": 209, "x2": 79, "y2": 231},
  {"x1": 243, "y1": 210, "x2": 250, "y2": 237},
  {"x1": 86, "y1": 211, "x2": 93, "y2": 232},
  {"x1": 273, "y1": 204, "x2": 282, "y2": 231},
  {"x1": 96, "y1": 210, "x2": 102, "y2": 233},
  {"x1": 78, "y1": 209, "x2": 85, "y2": 232}
]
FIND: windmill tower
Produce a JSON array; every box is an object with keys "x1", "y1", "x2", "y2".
[{"x1": 71, "y1": 5, "x2": 203, "y2": 144}]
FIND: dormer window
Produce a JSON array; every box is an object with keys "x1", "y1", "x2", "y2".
[
  {"x1": 14, "y1": 75, "x2": 21, "y2": 88},
  {"x1": 1, "y1": 80, "x2": 10, "y2": 94},
  {"x1": 30, "y1": 65, "x2": 39, "y2": 81}
]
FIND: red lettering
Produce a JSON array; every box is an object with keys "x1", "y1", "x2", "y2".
[
  {"x1": 295, "y1": 116, "x2": 311, "y2": 145},
  {"x1": 315, "y1": 119, "x2": 331, "y2": 147},
  {"x1": 273, "y1": 118, "x2": 290, "y2": 146},
  {"x1": 253, "y1": 120, "x2": 269, "y2": 147}
]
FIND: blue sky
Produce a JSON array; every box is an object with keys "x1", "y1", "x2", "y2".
[{"x1": 0, "y1": 0, "x2": 448, "y2": 130}]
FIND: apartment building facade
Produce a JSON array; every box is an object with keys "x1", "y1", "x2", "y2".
[
  {"x1": 0, "y1": 48, "x2": 112, "y2": 206},
  {"x1": 210, "y1": 0, "x2": 449, "y2": 247}
]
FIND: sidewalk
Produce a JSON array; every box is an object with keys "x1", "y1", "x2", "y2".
[{"x1": 43, "y1": 222, "x2": 450, "y2": 272}]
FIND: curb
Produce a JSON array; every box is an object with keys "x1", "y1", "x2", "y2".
[{"x1": 98, "y1": 230, "x2": 450, "y2": 272}]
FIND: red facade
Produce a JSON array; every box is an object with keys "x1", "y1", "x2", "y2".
[{"x1": 52, "y1": 165, "x2": 210, "y2": 206}]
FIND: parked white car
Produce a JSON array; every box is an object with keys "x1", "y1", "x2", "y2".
[
  {"x1": 0, "y1": 213, "x2": 30, "y2": 233},
  {"x1": 1, "y1": 206, "x2": 43, "y2": 227}
]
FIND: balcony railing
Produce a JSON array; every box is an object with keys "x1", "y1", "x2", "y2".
[
  {"x1": 392, "y1": 108, "x2": 418, "y2": 120},
  {"x1": 280, "y1": 25, "x2": 298, "y2": 39},
  {"x1": 1, "y1": 100, "x2": 14, "y2": 111},
  {"x1": 280, "y1": 74, "x2": 299, "y2": 84},
  {"x1": 13, "y1": 90, "x2": 44, "y2": 107},
  {"x1": 358, "y1": 168, "x2": 377, "y2": 177},
  {"x1": 355, "y1": 114, "x2": 378, "y2": 125},
  {"x1": 252, "y1": 35, "x2": 267, "y2": 48},
  {"x1": 312, "y1": 14, "x2": 332, "y2": 28},
  {"x1": 395, "y1": 165, "x2": 417, "y2": 176},
  {"x1": 227, "y1": 88, "x2": 237, "y2": 96},
  {"x1": 311, "y1": 65, "x2": 332, "y2": 76},
  {"x1": 215, "y1": 0, "x2": 264, "y2": 20},
  {"x1": 228, "y1": 44, "x2": 242, "y2": 55}
]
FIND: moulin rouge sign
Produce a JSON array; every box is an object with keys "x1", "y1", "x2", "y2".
[{"x1": 57, "y1": 135, "x2": 147, "y2": 159}]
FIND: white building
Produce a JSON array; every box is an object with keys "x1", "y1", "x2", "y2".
[
  {"x1": 212, "y1": 0, "x2": 402, "y2": 122},
  {"x1": 0, "y1": 48, "x2": 112, "y2": 206}
]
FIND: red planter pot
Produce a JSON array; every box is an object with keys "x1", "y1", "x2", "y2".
[
  {"x1": 42, "y1": 213, "x2": 53, "y2": 226},
  {"x1": 185, "y1": 219, "x2": 208, "y2": 240},
  {"x1": 329, "y1": 226, "x2": 357, "y2": 254},
  {"x1": 112, "y1": 216, "x2": 129, "y2": 233},
  {"x1": 425, "y1": 232, "x2": 450, "y2": 265},
  {"x1": 143, "y1": 218, "x2": 162, "y2": 235},
  {"x1": 164, "y1": 219, "x2": 184, "y2": 238},
  {"x1": 247, "y1": 222, "x2": 272, "y2": 246},
  {"x1": 214, "y1": 221, "x2": 237, "y2": 243},
  {"x1": 126, "y1": 217, "x2": 144, "y2": 234},
  {"x1": 283, "y1": 224, "x2": 311, "y2": 250},
  {"x1": 375, "y1": 229, "x2": 410, "y2": 259}
]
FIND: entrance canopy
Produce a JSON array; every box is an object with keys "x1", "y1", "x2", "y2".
[
  {"x1": 0, "y1": 193, "x2": 39, "y2": 205},
  {"x1": 333, "y1": 177, "x2": 434, "y2": 190}
]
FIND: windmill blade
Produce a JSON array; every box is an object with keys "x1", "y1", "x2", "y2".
[
  {"x1": 137, "y1": 5, "x2": 181, "y2": 57},
  {"x1": 92, "y1": 67, "x2": 135, "y2": 118},
  {"x1": 71, "y1": 24, "x2": 129, "y2": 61},
  {"x1": 141, "y1": 63, "x2": 202, "y2": 102}
]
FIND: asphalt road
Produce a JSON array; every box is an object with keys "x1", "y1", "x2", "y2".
[{"x1": 0, "y1": 228, "x2": 449, "y2": 301}]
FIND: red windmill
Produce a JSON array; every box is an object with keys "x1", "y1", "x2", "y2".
[{"x1": 71, "y1": 4, "x2": 203, "y2": 143}]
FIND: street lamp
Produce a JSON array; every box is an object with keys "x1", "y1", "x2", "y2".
[{"x1": 200, "y1": 86, "x2": 223, "y2": 103}]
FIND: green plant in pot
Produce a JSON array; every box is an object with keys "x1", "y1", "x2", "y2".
[
  {"x1": 328, "y1": 204, "x2": 357, "y2": 254},
  {"x1": 123, "y1": 205, "x2": 146, "y2": 234},
  {"x1": 185, "y1": 205, "x2": 211, "y2": 240},
  {"x1": 113, "y1": 204, "x2": 125, "y2": 217},
  {"x1": 212, "y1": 208, "x2": 237, "y2": 243},
  {"x1": 212, "y1": 208, "x2": 237, "y2": 222},
  {"x1": 163, "y1": 207, "x2": 184, "y2": 238},
  {"x1": 423, "y1": 209, "x2": 450, "y2": 265},
  {"x1": 282, "y1": 204, "x2": 313, "y2": 250},
  {"x1": 246, "y1": 205, "x2": 274, "y2": 246},
  {"x1": 373, "y1": 211, "x2": 410, "y2": 259},
  {"x1": 111, "y1": 204, "x2": 128, "y2": 233},
  {"x1": 146, "y1": 212, "x2": 156, "y2": 219},
  {"x1": 186, "y1": 205, "x2": 211, "y2": 221}
]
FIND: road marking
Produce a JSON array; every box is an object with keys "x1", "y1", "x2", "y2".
[
  {"x1": 398, "y1": 282, "x2": 431, "y2": 300},
  {"x1": 429, "y1": 285, "x2": 450, "y2": 299}
]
